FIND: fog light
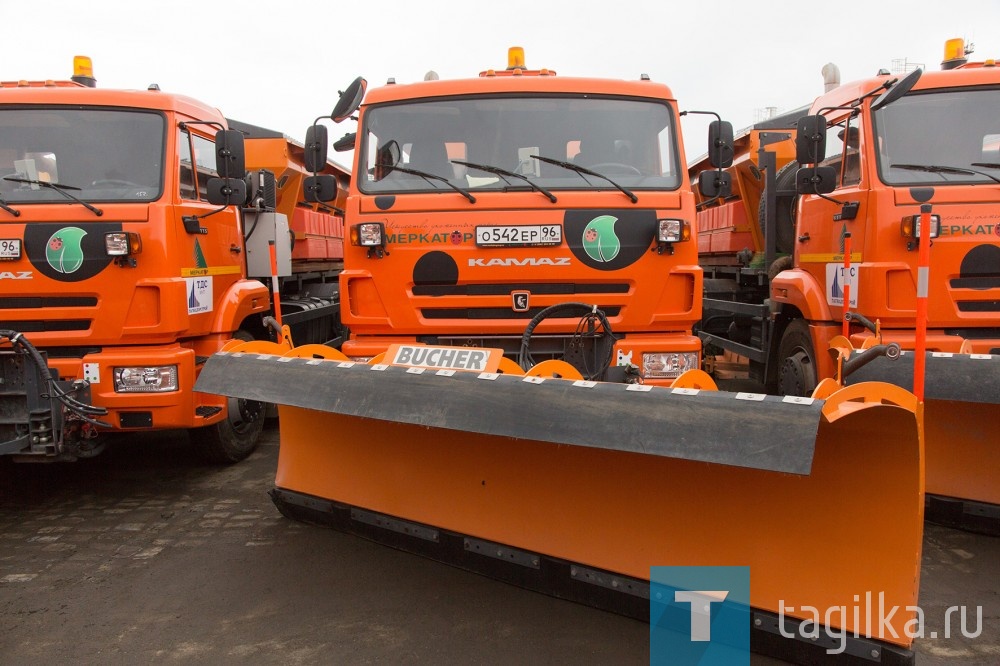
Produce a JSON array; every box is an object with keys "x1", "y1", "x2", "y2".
[
  {"x1": 114, "y1": 366, "x2": 178, "y2": 393},
  {"x1": 642, "y1": 352, "x2": 699, "y2": 379}
]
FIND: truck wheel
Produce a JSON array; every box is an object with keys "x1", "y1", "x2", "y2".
[
  {"x1": 757, "y1": 161, "x2": 799, "y2": 255},
  {"x1": 190, "y1": 394, "x2": 266, "y2": 464},
  {"x1": 777, "y1": 319, "x2": 817, "y2": 397},
  {"x1": 190, "y1": 330, "x2": 266, "y2": 463}
]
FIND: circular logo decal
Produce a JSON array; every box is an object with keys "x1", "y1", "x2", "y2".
[
  {"x1": 45, "y1": 227, "x2": 87, "y2": 274},
  {"x1": 582, "y1": 215, "x2": 621, "y2": 262},
  {"x1": 24, "y1": 223, "x2": 120, "y2": 282},
  {"x1": 566, "y1": 209, "x2": 656, "y2": 271}
]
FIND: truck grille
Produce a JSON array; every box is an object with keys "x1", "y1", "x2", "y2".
[
  {"x1": 421, "y1": 306, "x2": 622, "y2": 320},
  {"x1": 0, "y1": 320, "x2": 91, "y2": 332},
  {"x1": 0, "y1": 297, "x2": 97, "y2": 334},
  {"x1": 413, "y1": 283, "x2": 630, "y2": 296},
  {"x1": 0, "y1": 297, "x2": 98, "y2": 308}
]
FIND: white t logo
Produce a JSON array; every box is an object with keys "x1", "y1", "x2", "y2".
[{"x1": 674, "y1": 590, "x2": 729, "y2": 641}]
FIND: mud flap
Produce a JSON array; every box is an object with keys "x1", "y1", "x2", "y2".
[
  {"x1": 846, "y1": 352, "x2": 999, "y2": 533},
  {"x1": 196, "y1": 352, "x2": 924, "y2": 661}
]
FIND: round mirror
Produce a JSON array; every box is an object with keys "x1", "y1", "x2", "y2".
[
  {"x1": 332, "y1": 77, "x2": 367, "y2": 123},
  {"x1": 870, "y1": 68, "x2": 922, "y2": 112}
]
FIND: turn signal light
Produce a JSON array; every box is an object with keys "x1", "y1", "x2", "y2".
[{"x1": 900, "y1": 214, "x2": 940, "y2": 239}]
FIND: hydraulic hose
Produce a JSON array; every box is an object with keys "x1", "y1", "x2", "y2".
[{"x1": 1, "y1": 329, "x2": 110, "y2": 427}]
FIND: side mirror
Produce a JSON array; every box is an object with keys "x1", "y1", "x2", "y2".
[
  {"x1": 708, "y1": 120, "x2": 734, "y2": 168},
  {"x1": 215, "y1": 129, "x2": 245, "y2": 179},
  {"x1": 331, "y1": 76, "x2": 367, "y2": 123},
  {"x1": 334, "y1": 132, "x2": 356, "y2": 152},
  {"x1": 698, "y1": 170, "x2": 732, "y2": 199},
  {"x1": 206, "y1": 177, "x2": 248, "y2": 206},
  {"x1": 304, "y1": 175, "x2": 337, "y2": 203},
  {"x1": 795, "y1": 116, "x2": 827, "y2": 165},
  {"x1": 373, "y1": 140, "x2": 401, "y2": 180},
  {"x1": 871, "y1": 68, "x2": 922, "y2": 112},
  {"x1": 795, "y1": 166, "x2": 838, "y2": 195},
  {"x1": 304, "y1": 125, "x2": 328, "y2": 173}
]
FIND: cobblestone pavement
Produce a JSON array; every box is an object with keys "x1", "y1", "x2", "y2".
[{"x1": 0, "y1": 424, "x2": 996, "y2": 664}]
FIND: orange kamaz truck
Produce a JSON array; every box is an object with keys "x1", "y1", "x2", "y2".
[
  {"x1": 330, "y1": 48, "x2": 701, "y2": 383},
  {"x1": 0, "y1": 58, "x2": 348, "y2": 462},
  {"x1": 690, "y1": 39, "x2": 1000, "y2": 532}
]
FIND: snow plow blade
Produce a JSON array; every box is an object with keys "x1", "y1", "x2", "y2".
[
  {"x1": 846, "y1": 351, "x2": 1000, "y2": 534},
  {"x1": 196, "y1": 352, "x2": 925, "y2": 664}
]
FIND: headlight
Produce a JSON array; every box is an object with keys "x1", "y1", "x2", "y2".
[
  {"x1": 114, "y1": 366, "x2": 178, "y2": 393},
  {"x1": 642, "y1": 352, "x2": 699, "y2": 379},
  {"x1": 352, "y1": 222, "x2": 386, "y2": 247},
  {"x1": 900, "y1": 214, "x2": 940, "y2": 240},
  {"x1": 105, "y1": 231, "x2": 142, "y2": 256},
  {"x1": 657, "y1": 219, "x2": 690, "y2": 243}
]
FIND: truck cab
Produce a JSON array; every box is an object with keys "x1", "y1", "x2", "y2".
[
  {"x1": 336, "y1": 50, "x2": 702, "y2": 384},
  {"x1": 0, "y1": 63, "x2": 270, "y2": 461},
  {"x1": 777, "y1": 58, "x2": 1000, "y2": 385}
]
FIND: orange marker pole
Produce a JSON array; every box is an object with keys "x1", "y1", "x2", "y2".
[
  {"x1": 269, "y1": 240, "x2": 283, "y2": 328},
  {"x1": 913, "y1": 205, "x2": 931, "y2": 402},
  {"x1": 842, "y1": 232, "x2": 852, "y2": 339}
]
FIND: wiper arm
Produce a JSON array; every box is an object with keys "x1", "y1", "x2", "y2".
[
  {"x1": 970, "y1": 162, "x2": 1000, "y2": 182},
  {"x1": 451, "y1": 159, "x2": 557, "y2": 203},
  {"x1": 889, "y1": 163, "x2": 1000, "y2": 184},
  {"x1": 382, "y1": 165, "x2": 476, "y2": 203},
  {"x1": 530, "y1": 155, "x2": 637, "y2": 203},
  {"x1": 0, "y1": 193, "x2": 20, "y2": 217},
  {"x1": 2, "y1": 176, "x2": 104, "y2": 216}
]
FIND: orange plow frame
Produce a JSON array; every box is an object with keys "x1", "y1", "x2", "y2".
[
  {"x1": 195, "y1": 351, "x2": 925, "y2": 664},
  {"x1": 837, "y1": 341, "x2": 999, "y2": 535}
]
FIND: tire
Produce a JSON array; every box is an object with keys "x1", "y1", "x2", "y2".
[
  {"x1": 190, "y1": 330, "x2": 266, "y2": 464},
  {"x1": 757, "y1": 161, "x2": 799, "y2": 255},
  {"x1": 776, "y1": 319, "x2": 818, "y2": 397}
]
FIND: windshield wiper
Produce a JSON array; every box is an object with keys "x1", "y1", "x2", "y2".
[
  {"x1": 971, "y1": 162, "x2": 1000, "y2": 177},
  {"x1": 451, "y1": 159, "x2": 557, "y2": 203},
  {"x1": 0, "y1": 193, "x2": 20, "y2": 217},
  {"x1": 530, "y1": 155, "x2": 637, "y2": 203},
  {"x1": 381, "y1": 165, "x2": 476, "y2": 203},
  {"x1": 889, "y1": 163, "x2": 1000, "y2": 184},
  {"x1": 2, "y1": 176, "x2": 104, "y2": 216}
]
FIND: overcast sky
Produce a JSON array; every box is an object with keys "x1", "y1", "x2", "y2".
[{"x1": 6, "y1": 0, "x2": 999, "y2": 167}]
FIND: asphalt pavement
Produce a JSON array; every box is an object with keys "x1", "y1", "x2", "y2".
[{"x1": 0, "y1": 423, "x2": 996, "y2": 664}]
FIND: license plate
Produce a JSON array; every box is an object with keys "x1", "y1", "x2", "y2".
[
  {"x1": 0, "y1": 238, "x2": 20, "y2": 260},
  {"x1": 476, "y1": 225, "x2": 562, "y2": 247}
]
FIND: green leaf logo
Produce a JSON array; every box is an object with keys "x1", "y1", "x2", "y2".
[
  {"x1": 45, "y1": 227, "x2": 87, "y2": 274},
  {"x1": 582, "y1": 215, "x2": 620, "y2": 263}
]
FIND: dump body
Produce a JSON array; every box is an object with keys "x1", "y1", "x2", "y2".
[
  {"x1": 339, "y1": 67, "x2": 701, "y2": 384},
  {"x1": 0, "y1": 73, "x2": 347, "y2": 461},
  {"x1": 689, "y1": 54, "x2": 1000, "y2": 525}
]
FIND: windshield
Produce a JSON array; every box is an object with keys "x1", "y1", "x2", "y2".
[
  {"x1": 0, "y1": 108, "x2": 164, "y2": 202},
  {"x1": 874, "y1": 88, "x2": 1000, "y2": 185},
  {"x1": 360, "y1": 94, "x2": 681, "y2": 194}
]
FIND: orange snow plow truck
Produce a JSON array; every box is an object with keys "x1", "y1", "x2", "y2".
[
  {"x1": 196, "y1": 50, "x2": 928, "y2": 664},
  {"x1": 0, "y1": 57, "x2": 349, "y2": 463},
  {"x1": 690, "y1": 39, "x2": 999, "y2": 534}
]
